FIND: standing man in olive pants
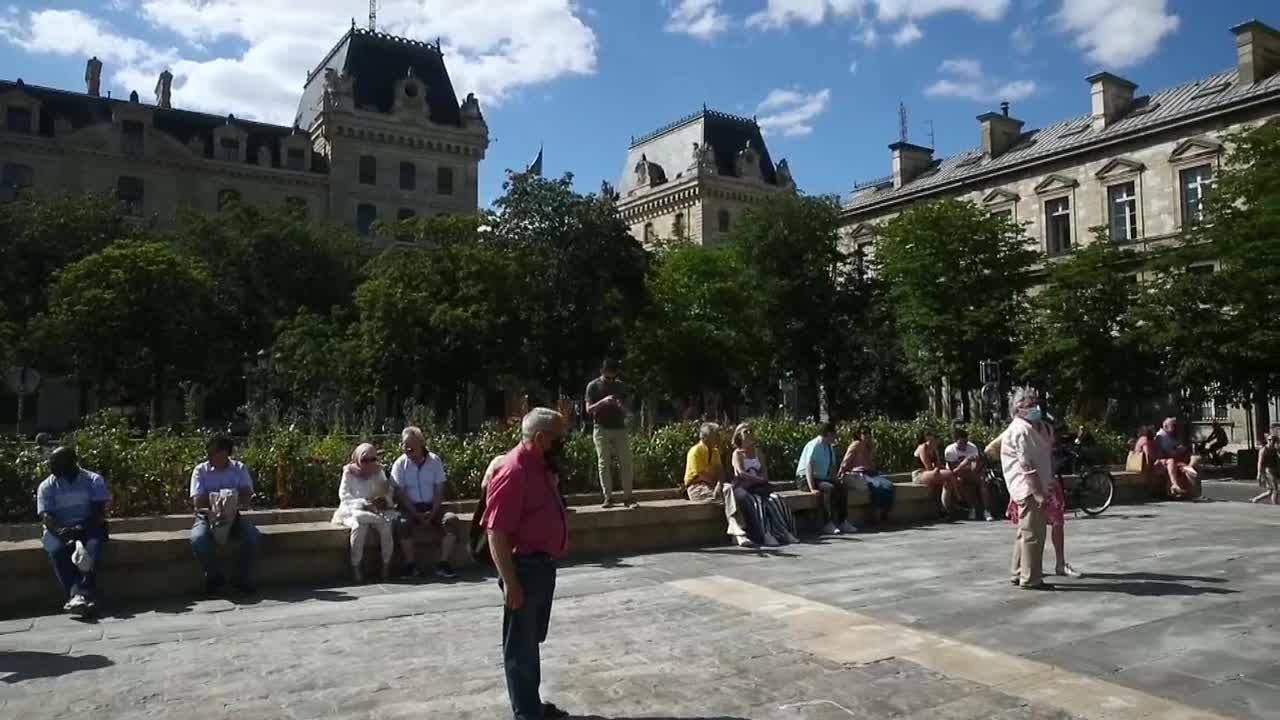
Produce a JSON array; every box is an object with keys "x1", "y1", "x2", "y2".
[{"x1": 585, "y1": 358, "x2": 635, "y2": 508}]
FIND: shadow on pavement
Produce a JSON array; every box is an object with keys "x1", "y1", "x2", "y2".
[
  {"x1": 575, "y1": 716, "x2": 750, "y2": 720},
  {"x1": 0, "y1": 651, "x2": 113, "y2": 683},
  {"x1": 1081, "y1": 571, "x2": 1229, "y2": 584},
  {"x1": 1055, "y1": 576, "x2": 1237, "y2": 597}
]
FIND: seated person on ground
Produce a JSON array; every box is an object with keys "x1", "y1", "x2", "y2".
[
  {"x1": 796, "y1": 422, "x2": 857, "y2": 535},
  {"x1": 731, "y1": 422, "x2": 799, "y2": 545},
  {"x1": 332, "y1": 443, "x2": 399, "y2": 584},
  {"x1": 838, "y1": 425, "x2": 894, "y2": 525},
  {"x1": 912, "y1": 430, "x2": 958, "y2": 517},
  {"x1": 37, "y1": 447, "x2": 109, "y2": 616},
  {"x1": 389, "y1": 426, "x2": 461, "y2": 580},
  {"x1": 944, "y1": 428, "x2": 995, "y2": 521},
  {"x1": 190, "y1": 434, "x2": 260, "y2": 596},
  {"x1": 686, "y1": 423, "x2": 759, "y2": 548}
]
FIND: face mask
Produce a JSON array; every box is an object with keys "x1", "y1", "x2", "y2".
[{"x1": 1025, "y1": 406, "x2": 1044, "y2": 423}]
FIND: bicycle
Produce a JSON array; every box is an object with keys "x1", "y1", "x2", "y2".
[
  {"x1": 981, "y1": 438, "x2": 1114, "y2": 517},
  {"x1": 1054, "y1": 438, "x2": 1115, "y2": 516}
]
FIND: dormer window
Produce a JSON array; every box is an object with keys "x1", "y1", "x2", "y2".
[
  {"x1": 219, "y1": 137, "x2": 241, "y2": 162},
  {"x1": 5, "y1": 107, "x2": 32, "y2": 133}
]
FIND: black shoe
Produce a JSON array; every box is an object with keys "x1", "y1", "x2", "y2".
[
  {"x1": 542, "y1": 702, "x2": 570, "y2": 719},
  {"x1": 1019, "y1": 581, "x2": 1055, "y2": 591},
  {"x1": 204, "y1": 574, "x2": 226, "y2": 596},
  {"x1": 402, "y1": 563, "x2": 420, "y2": 578},
  {"x1": 434, "y1": 562, "x2": 457, "y2": 580},
  {"x1": 230, "y1": 578, "x2": 256, "y2": 595}
]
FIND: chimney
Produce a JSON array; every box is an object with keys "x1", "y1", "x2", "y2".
[
  {"x1": 1087, "y1": 72, "x2": 1137, "y2": 130},
  {"x1": 1232, "y1": 20, "x2": 1280, "y2": 86},
  {"x1": 155, "y1": 70, "x2": 173, "y2": 109},
  {"x1": 888, "y1": 141, "x2": 933, "y2": 188},
  {"x1": 85, "y1": 56, "x2": 102, "y2": 97},
  {"x1": 977, "y1": 106, "x2": 1025, "y2": 158}
]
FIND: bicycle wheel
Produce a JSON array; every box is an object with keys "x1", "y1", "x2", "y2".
[{"x1": 1079, "y1": 469, "x2": 1115, "y2": 516}]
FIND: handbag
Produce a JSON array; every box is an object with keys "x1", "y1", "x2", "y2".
[{"x1": 1125, "y1": 450, "x2": 1146, "y2": 474}]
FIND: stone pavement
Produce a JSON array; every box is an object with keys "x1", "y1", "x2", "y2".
[{"x1": 3, "y1": 500, "x2": 1280, "y2": 719}]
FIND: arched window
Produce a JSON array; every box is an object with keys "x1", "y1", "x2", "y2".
[
  {"x1": 717, "y1": 209, "x2": 730, "y2": 233},
  {"x1": 399, "y1": 161, "x2": 416, "y2": 190},
  {"x1": 672, "y1": 212, "x2": 685, "y2": 238},
  {"x1": 437, "y1": 166, "x2": 455, "y2": 195},
  {"x1": 217, "y1": 188, "x2": 240, "y2": 211},
  {"x1": 358, "y1": 155, "x2": 377, "y2": 185},
  {"x1": 643, "y1": 222, "x2": 654, "y2": 244}
]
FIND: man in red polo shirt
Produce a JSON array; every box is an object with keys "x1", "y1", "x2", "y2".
[{"x1": 482, "y1": 407, "x2": 570, "y2": 720}]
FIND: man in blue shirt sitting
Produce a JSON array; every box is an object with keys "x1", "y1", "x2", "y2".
[
  {"x1": 190, "y1": 434, "x2": 261, "y2": 595},
  {"x1": 36, "y1": 447, "x2": 110, "y2": 616}
]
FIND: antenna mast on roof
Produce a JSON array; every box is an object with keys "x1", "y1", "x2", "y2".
[
  {"x1": 368, "y1": 0, "x2": 377, "y2": 31},
  {"x1": 898, "y1": 101, "x2": 908, "y2": 144},
  {"x1": 927, "y1": 120, "x2": 935, "y2": 149}
]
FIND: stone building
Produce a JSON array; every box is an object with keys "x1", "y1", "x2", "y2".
[
  {"x1": 0, "y1": 26, "x2": 489, "y2": 432},
  {"x1": 617, "y1": 108, "x2": 796, "y2": 246},
  {"x1": 0, "y1": 26, "x2": 488, "y2": 240},
  {"x1": 840, "y1": 19, "x2": 1280, "y2": 442}
]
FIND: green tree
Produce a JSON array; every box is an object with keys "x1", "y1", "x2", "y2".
[
  {"x1": 31, "y1": 241, "x2": 221, "y2": 425},
  {"x1": 730, "y1": 193, "x2": 852, "y2": 415},
  {"x1": 627, "y1": 242, "x2": 767, "y2": 406},
  {"x1": 267, "y1": 310, "x2": 356, "y2": 405},
  {"x1": 1016, "y1": 239, "x2": 1157, "y2": 419},
  {"x1": 350, "y1": 215, "x2": 525, "y2": 425},
  {"x1": 169, "y1": 202, "x2": 364, "y2": 359},
  {"x1": 874, "y1": 199, "x2": 1036, "y2": 414},
  {"x1": 489, "y1": 171, "x2": 649, "y2": 397},
  {"x1": 0, "y1": 194, "x2": 130, "y2": 334},
  {"x1": 1186, "y1": 122, "x2": 1280, "y2": 428}
]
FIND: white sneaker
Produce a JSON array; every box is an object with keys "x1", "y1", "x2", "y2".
[
  {"x1": 1058, "y1": 563, "x2": 1082, "y2": 578},
  {"x1": 65, "y1": 594, "x2": 89, "y2": 616},
  {"x1": 839, "y1": 521, "x2": 860, "y2": 534},
  {"x1": 820, "y1": 523, "x2": 838, "y2": 536},
  {"x1": 735, "y1": 536, "x2": 757, "y2": 548},
  {"x1": 984, "y1": 511, "x2": 996, "y2": 522},
  {"x1": 763, "y1": 533, "x2": 780, "y2": 547}
]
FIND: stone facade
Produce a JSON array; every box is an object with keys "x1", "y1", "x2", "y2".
[
  {"x1": 0, "y1": 27, "x2": 488, "y2": 244},
  {"x1": 839, "y1": 19, "x2": 1280, "y2": 442},
  {"x1": 617, "y1": 109, "x2": 795, "y2": 246}
]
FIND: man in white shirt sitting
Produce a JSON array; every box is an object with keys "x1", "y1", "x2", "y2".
[
  {"x1": 945, "y1": 427, "x2": 995, "y2": 522},
  {"x1": 389, "y1": 426, "x2": 462, "y2": 579}
]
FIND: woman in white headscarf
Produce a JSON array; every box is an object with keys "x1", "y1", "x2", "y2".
[{"x1": 331, "y1": 442, "x2": 399, "y2": 583}]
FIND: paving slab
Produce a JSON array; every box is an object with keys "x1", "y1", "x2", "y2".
[{"x1": 1, "y1": 501, "x2": 1277, "y2": 718}]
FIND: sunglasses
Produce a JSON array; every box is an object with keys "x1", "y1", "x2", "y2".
[{"x1": 360, "y1": 457, "x2": 378, "y2": 464}]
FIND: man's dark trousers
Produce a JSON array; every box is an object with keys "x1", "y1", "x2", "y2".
[{"x1": 503, "y1": 554, "x2": 557, "y2": 720}]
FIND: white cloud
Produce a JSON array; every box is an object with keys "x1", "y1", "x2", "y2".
[
  {"x1": 892, "y1": 21, "x2": 923, "y2": 46},
  {"x1": 925, "y1": 58, "x2": 1037, "y2": 102},
  {"x1": 856, "y1": 25, "x2": 880, "y2": 46},
  {"x1": 747, "y1": 0, "x2": 865, "y2": 30},
  {"x1": 849, "y1": 60, "x2": 859, "y2": 74},
  {"x1": 1011, "y1": 23, "x2": 1033, "y2": 54},
  {"x1": 0, "y1": 1, "x2": 598, "y2": 125},
  {"x1": 938, "y1": 57, "x2": 982, "y2": 78},
  {"x1": 665, "y1": 0, "x2": 730, "y2": 40},
  {"x1": 874, "y1": 0, "x2": 1009, "y2": 21},
  {"x1": 1054, "y1": 0, "x2": 1178, "y2": 68},
  {"x1": 755, "y1": 87, "x2": 832, "y2": 137}
]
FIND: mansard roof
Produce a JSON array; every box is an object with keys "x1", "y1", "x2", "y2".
[
  {"x1": 618, "y1": 108, "x2": 779, "y2": 196},
  {"x1": 0, "y1": 79, "x2": 328, "y2": 173},
  {"x1": 296, "y1": 27, "x2": 462, "y2": 130}
]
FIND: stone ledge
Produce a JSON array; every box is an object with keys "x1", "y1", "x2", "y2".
[{"x1": 0, "y1": 470, "x2": 1149, "y2": 617}]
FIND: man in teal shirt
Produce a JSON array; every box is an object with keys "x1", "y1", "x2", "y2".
[{"x1": 795, "y1": 422, "x2": 856, "y2": 535}]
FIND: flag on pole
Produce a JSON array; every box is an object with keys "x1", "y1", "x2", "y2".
[{"x1": 527, "y1": 144, "x2": 543, "y2": 176}]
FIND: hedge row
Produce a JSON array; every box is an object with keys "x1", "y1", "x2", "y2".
[{"x1": 0, "y1": 416, "x2": 1128, "y2": 521}]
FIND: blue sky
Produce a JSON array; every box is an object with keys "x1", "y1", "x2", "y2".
[{"x1": 0, "y1": 1, "x2": 1274, "y2": 206}]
